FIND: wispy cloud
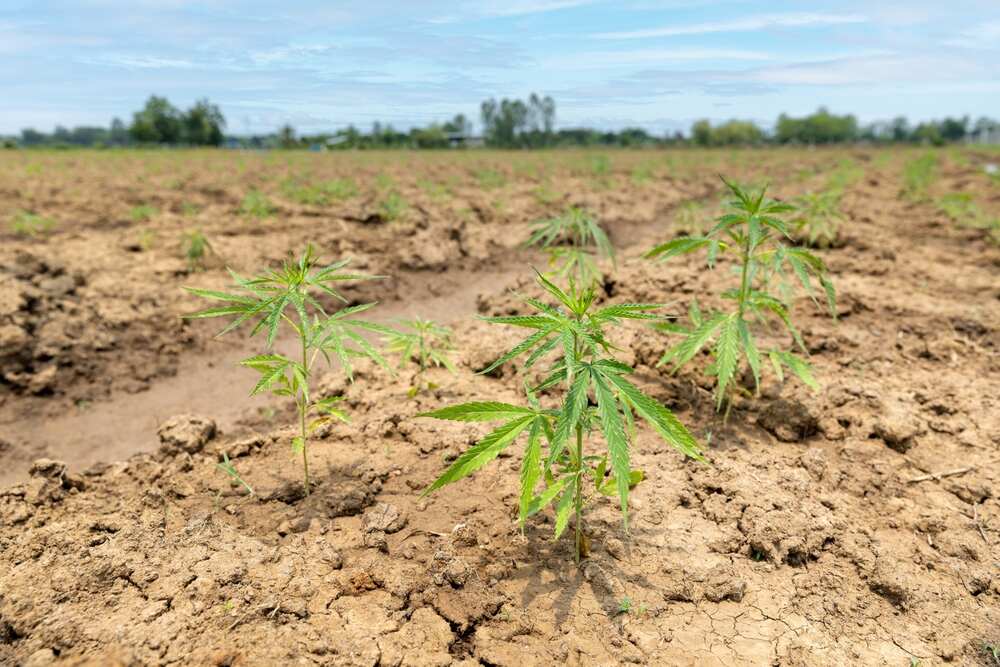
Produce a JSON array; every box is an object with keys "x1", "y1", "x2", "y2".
[
  {"x1": 594, "y1": 12, "x2": 868, "y2": 39},
  {"x1": 544, "y1": 48, "x2": 774, "y2": 69},
  {"x1": 79, "y1": 54, "x2": 198, "y2": 69},
  {"x1": 481, "y1": 0, "x2": 597, "y2": 17},
  {"x1": 942, "y1": 20, "x2": 1000, "y2": 50}
]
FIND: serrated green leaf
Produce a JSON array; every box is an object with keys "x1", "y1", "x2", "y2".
[
  {"x1": 593, "y1": 371, "x2": 631, "y2": 530},
  {"x1": 422, "y1": 415, "x2": 535, "y2": 496},
  {"x1": 419, "y1": 402, "x2": 537, "y2": 422}
]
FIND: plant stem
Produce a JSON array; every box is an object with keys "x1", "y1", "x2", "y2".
[
  {"x1": 300, "y1": 333, "x2": 310, "y2": 497},
  {"x1": 574, "y1": 424, "x2": 584, "y2": 564},
  {"x1": 737, "y1": 229, "x2": 752, "y2": 318}
]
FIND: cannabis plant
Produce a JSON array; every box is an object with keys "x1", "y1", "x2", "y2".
[
  {"x1": 791, "y1": 189, "x2": 843, "y2": 248},
  {"x1": 938, "y1": 192, "x2": 1000, "y2": 244},
  {"x1": 241, "y1": 190, "x2": 274, "y2": 219},
  {"x1": 181, "y1": 229, "x2": 212, "y2": 271},
  {"x1": 377, "y1": 192, "x2": 406, "y2": 222},
  {"x1": 384, "y1": 317, "x2": 457, "y2": 396},
  {"x1": 10, "y1": 211, "x2": 56, "y2": 237},
  {"x1": 901, "y1": 153, "x2": 938, "y2": 202},
  {"x1": 646, "y1": 178, "x2": 836, "y2": 412},
  {"x1": 129, "y1": 204, "x2": 158, "y2": 223},
  {"x1": 526, "y1": 207, "x2": 615, "y2": 286},
  {"x1": 185, "y1": 246, "x2": 389, "y2": 496},
  {"x1": 672, "y1": 201, "x2": 710, "y2": 237},
  {"x1": 420, "y1": 273, "x2": 702, "y2": 562}
]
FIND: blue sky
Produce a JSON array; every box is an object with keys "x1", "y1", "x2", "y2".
[{"x1": 1, "y1": 0, "x2": 998, "y2": 135}]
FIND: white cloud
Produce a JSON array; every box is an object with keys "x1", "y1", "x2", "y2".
[
  {"x1": 81, "y1": 54, "x2": 198, "y2": 69},
  {"x1": 943, "y1": 20, "x2": 1000, "y2": 49},
  {"x1": 480, "y1": 0, "x2": 597, "y2": 17},
  {"x1": 544, "y1": 48, "x2": 774, "y2": 69},
  {"x1": 593, "y1": 12, "x2": 868, "y2": 39}
]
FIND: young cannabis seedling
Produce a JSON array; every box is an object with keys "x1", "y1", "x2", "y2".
[
  {"x1": 217, "y1": 452, "x2": 255, "y2": 496},
  {"x1": 791, "y1": 189, "x2": 843, "y2": 248},
  {"x1": 10, "y1": 211, "x2": 56, "y2": 237},
  {"x1": 938, "y1": 192, "x2": 1000, "y2": 244},
  {"x1": 129, "y1": 204, "x2": 158, "y2": 223},
  {"x1": 377, "y1": 191, "x2": 407, "y2": 222},
  {"x1": 185, "y1": 245, "x2": 389, "y2": 496},
  {"x1": 384, "y1": 317, "x2": 457, "y2": 396},
  {"x1": 901, "y1": 153, "x2": 938, "y2": 203},
  {"x1": 475, "y1": 168, "x2": 506, "y2": 190},
  {"x1": 646, "y1": 178, "x2": 836, "y2": 413},
  {"x1": 240, "y1": 190, "x2": 275, "y2": 219},
  {"x1": 672, "y1": 201, "x2": 710, "y2": 237},
  {"x1": 181, "y1": 229, "x2": 213, "y2": 271},
  {"x1": 526, "y1": 207, "x2": 615, "y2": 286},
  {"x1": 419, "y1": 273, "x2": 702, "y2": 562}
]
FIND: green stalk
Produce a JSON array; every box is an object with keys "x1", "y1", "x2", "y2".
[
  {"x1": 574, "y1": 424, "x2": 584, "y2": 564},
  {"x1": 300, "y1": 332, "x2": 310, "y2": 496},
  {"x1": 737, "y1": 226, "x2": 752, "y2": 318},
  {"x1": 571, "y1": 318, "x2": 585, "y2": 564}
]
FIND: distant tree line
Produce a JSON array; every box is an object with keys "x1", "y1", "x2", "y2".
[
  {"x1": 691, "y1": 108, "x2": 1000, "y2": 147},
  {"x1": 4, "y1": 95, "x2": 998, "y2": 150},
  {"x1": 11, "y1": 95, "x2": 225, "y2": 148}
]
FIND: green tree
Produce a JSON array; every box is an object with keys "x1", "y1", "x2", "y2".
[
  {"x1": 183, "y1": 99, "x2": 226, "y2": 146},
  {"x1": 129, "y1": 95, "x2": 182, "y2": 144},
  {"x1": 278, "y1": 124, "x2": 298, "y2": 149}
]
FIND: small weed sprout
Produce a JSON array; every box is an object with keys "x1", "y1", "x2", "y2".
[
  {"x1": 646, "y1": 178, "x2": 836, "y2": 413},
  {"x1": 185, "y1": 246, "x2": 390, "y2": 496},
  {"x1": 384, "y1": 317, "x2": 457, "y2": 396},
  {"x1": 241, "y1": 190, "x2": 275, "y2": 219},
  {"x1": 617, "y1": 597, "x2": 633, "y2": 614},
  {"x1": 129, "y1": 204, "x2": 158, "y2": 223},
  {"x1": 419, "y1": 273, "x2": 702, "y2": 562},
  {"x1": 217, "y1": 452, "x2": 255, "y2": 496},
  {"x1": 526, "y1": 207, "x2": 615, "y2": 286},
  {"x1": 983, "y1": 641, "x2": 999, "y2": 666},
  {"x1": 181, "y1": 229, "x2": 213, "y2": 271},
  {"x1": 901, "y1": 153, "x2": 938, "y2": 202},
  {"x1": 11, "y1": 211, "x2": 56, "y2": 237}
]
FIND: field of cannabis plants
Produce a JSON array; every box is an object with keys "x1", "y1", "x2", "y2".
[{"x1": 1, "y1": 147, "x2": 998, "y2": 665}]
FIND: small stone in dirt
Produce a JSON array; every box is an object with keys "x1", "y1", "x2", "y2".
[
  {"x1": 872, "y1": 403, "x2": 922, "y2": 453},
  {"x1": 450, "y1": 522, "x2": 479, "y2": 547},
  {"x1": 363, "y1": 502, "x2": 408, "y2": 534},
  {"x1": 703, "y1": 571, "x2": 747, "y2": 603},
  {"x1": 321, "y1": 547, "x2": 344, "y2": 570},
  {"x1": 157, "y1": 414, "x2": 217, "y2": 455},
  {"x1": 23, "y1": 648, "x2": 56, "y2": 667},
  {"x1": 29, "y1": 458, "x2": 67, "y2": 480},
  {"x1": 443, "y1": 558, "x2": 471, "y2": 587},
  {"x1": 322, "y1": 479, "x2": 374, "y2": 517},
  {"x1": 868, "y1": 568, "x2": 911, "y2": 610},
  {"x1": 756, "y1": 398, "x2": 819, "y2": 442},
  {"x1": 604, "y1": 537, "x2": 626, "y2": 560},
  {"x1": 364, "y1": 529, "x2": 389, "y2": 552}
]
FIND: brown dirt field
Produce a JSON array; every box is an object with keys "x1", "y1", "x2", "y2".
[{"x1": 1, "y1": 147, "x2": 998, "y2": 666}]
